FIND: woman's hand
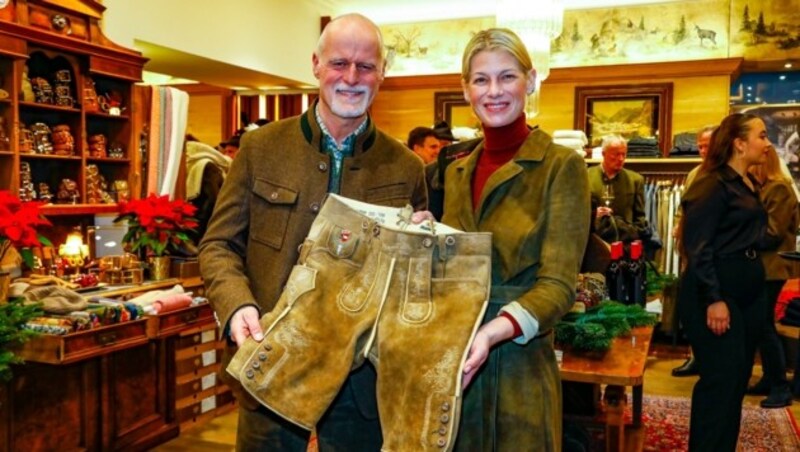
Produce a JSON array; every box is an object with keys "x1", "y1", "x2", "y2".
[
  {"x1": 462, "y1": 316, "x2": 516, "y2": 389},
  {"x1": 411, "y1": 210, "x2": 435, "y2": 224},
  {"x1": 706, "y1": 301, "x2": 730, "y2": 336}
]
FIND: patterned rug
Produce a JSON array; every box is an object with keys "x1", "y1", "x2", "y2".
[{"x1": 638, "y1": 394, "x2": 800, "y2": 451}]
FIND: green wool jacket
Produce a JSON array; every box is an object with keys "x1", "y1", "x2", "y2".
[
  {"x1": 587, "y1": 165, "x2": 648, "y2": 243},
  {"x1": 442, "y1": 128, "x2": 590, "y2": 451}
]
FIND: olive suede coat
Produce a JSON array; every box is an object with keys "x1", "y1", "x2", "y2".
[
  {"x1": 759, "y1": 178, "x2": 800, "y2": 281},
  {"x1": 199, "y1": 105, "x2": 427, "y2": 413},
  {"x1": 442, "y1": 128, "x2": 590, "y2": 451}
]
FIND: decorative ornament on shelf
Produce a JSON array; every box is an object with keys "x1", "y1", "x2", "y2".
[
  {"x1": 114, "y1": 194, "x2": 198, "y2": 258},
  {"x1": 0, "y1": 190, "x2": 52, "y2": 272},
  {"x1": 496, "y1": 0, "x2": 564, "y2": 118}
]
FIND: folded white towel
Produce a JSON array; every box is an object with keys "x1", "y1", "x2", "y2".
[
  {"x1": 553, "y1": 130, "x2": 588, "y2": 144},
  {"x1": 553, "y1": 137, "x2": 587, "y2": 150}
]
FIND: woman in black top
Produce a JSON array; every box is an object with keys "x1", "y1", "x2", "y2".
[{"x1": 678, "y1": 112, "x2": 771, "y2": 451}]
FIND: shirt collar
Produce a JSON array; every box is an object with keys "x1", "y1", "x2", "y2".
[{"x1": 314, "y1": 103, "x2": 368, "y2": 150}]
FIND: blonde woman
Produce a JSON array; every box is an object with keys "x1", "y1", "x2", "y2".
[
  {"x1": 747, "y1": 145, "x2": 799, "y2": 408},
  {"x1": 416, "y1": 28, "x2": 590, "y2": 450}
]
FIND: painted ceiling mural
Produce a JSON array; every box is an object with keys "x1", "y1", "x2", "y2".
[{"x1": 379, "y1": 0, "x2": 799, "y2": 76}]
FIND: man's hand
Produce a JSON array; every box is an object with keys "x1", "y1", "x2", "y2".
[
  {"x1": 229, "y1": 306, "x2": 263, "y2": 346},
  {"x1": 596, "y1": 206, "x2": 613, "y2": 218},
  {"x1": 706, "y1": 301, "x2": 730, "y2": 336}
]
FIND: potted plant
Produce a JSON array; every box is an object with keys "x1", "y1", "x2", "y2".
[
  {"x1": 0, "y1": 190, "x2": 52, "y2": 300},
  {"x1": 0, "y1": 191, "x2": 48, "y2": 381},
  {"x1": 114, "y1": 194, "x2": 198, "y2": 280}
]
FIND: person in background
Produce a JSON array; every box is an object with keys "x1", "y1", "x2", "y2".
[
  {"x1": 184, "y1": 134, "x2": 232, "y2": 244},
  {"x1": 433, "y1": 120, "x2": 456, "y2": 149},
  {"x1": 415, "y1": 27, "x2": 590, "y2": 450},
  {"x1": 678, "y1": 113, "x2": 770, "y2": 451},
  {"x1": 587, "y1": 135, "x2": 649, "y2": 244},
  {"x1": 219, "y1": 134, "x2": 241, "y2": 159},
  {"x1": 199, "y1": 13, "x2": 426, "y2": 451},
  {"x1": 672, "y1": 124, "x2": 716, "y2": 377},
  {"x1": 746, "y1": 144, "x2": 799, "y2": 408},
  {"x1": 406, "y1": 126, "x2": 442, "y2": 163}
]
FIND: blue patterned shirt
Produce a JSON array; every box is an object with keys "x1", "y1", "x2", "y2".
[{"x1": 315, "y1": 105, "x2": 368, "y2": 194}]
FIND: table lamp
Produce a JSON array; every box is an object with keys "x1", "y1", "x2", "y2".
[{"x1": 58, "y1": 229, "x2": 89, "y2": 274}]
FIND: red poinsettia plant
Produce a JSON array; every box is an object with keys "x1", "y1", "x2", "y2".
[
  {"x1": 0, "y1": 190, "x2": 53, "y2": 269},
  {"x1": 114, "y1": 194, "x2": 198, "y2": 257}
]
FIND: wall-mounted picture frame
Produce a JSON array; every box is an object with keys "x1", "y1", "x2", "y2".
[
  {"x1": 434, "y1": 91, "x2": 479, "y2": 130},
  {"x1": 574, "y1": 83, "x2": 673, "y2": 155}
]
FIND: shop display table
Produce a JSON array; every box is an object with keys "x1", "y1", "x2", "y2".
[
  {"x1": 0, "y1": 277, "x2": 217, "y2": 451},
  {"x1": 560, "y1": 325, "x2": 654, "y2": 452}
]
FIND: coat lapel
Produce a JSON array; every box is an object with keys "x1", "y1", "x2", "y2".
[
  {"x1": 451, "y1": 143, "x2": 482, "y2": 232},
  {"x1": 474, "y1": 129, "x2": 551, "y2": 225}
]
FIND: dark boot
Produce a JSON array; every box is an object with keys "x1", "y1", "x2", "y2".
[
  {"x1": 760, "y1": 386, "x2": 793, "y2": 409},
  {"x1": 671, "y1": 357, "x2": 698, "y2": 377},
  {"x1": 746, "y1": 379, "x2": 771, "y2": 396}
]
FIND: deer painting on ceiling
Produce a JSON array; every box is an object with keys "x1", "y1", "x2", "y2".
[{"x1": 695, "y1": 25, "x2": 717, "y2": 47}]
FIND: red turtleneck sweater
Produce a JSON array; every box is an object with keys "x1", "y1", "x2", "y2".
[
  {"x1": 471, "y1": 114, "x2": 531, "y2": 210},
  {"x1": 472, "y1": 114, "x2": 530, "y2": 338}
]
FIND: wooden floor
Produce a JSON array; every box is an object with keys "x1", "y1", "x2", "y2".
[{"x1": 154, "y1": 347, "x2": 800, "y2": 451}]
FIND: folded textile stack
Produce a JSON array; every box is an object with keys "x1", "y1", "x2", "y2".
[
  {"x1": 23, "y1": 300, "x2": 147, "y2": 335},
  {"x1": 553, "y1": 130, "x2": 589, "y2": 157},
  {"x1": 22, "y1": 285, "x2": 88, "y2": 314},
  {"x1": 150, "y1": 293, "x2": 194, "y2": 314},
  {"x1": 626, "y1": 136, "x2": 660, "y2": 158},
  {"x1": 669, "y1": 132, "x2": 700, "y2": 157}
]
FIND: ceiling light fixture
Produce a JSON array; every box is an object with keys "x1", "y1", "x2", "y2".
[{"x1": 496, "y1": 0, "x2": 564, "y2": 118}]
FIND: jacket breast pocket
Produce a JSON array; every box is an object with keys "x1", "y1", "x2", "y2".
[
  {"x1": 250, "y1": 178, "x2": 298, "y2": 250},
  {"x1": 365, "y1": 182, "x2": 409, "y2": 208}
]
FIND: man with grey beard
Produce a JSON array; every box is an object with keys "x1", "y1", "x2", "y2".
[{"x1": 199, "y1": 13, "x2": 427, "y2": 451}]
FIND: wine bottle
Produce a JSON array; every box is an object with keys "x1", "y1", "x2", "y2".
[
  {"x1": 627, "y1": 240, "x2": 646, "y2": 307},
  {"x1": 606, "y1": 241, "x2": 626, "y2": 303}
]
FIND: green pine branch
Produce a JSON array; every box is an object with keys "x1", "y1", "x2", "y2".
[{"x1": 0, "y1": 298, "x2": 42, "y2": 382}]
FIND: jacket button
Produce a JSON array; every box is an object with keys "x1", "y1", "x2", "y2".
[
  {"x1": 422, "y1": 237, "x2": 433, "y2": 248},
  {"x1": 264, "y1": 343, "x2": 273, "y2": 351},
  {"x1": 270, "y1": 192, "x2": 278, "y2": 200},
  {"x1": 437, "y1": 438, "x2": 446, "y2": 448},
  {"x1": 252, "y1": 361, "x2": 261, "y2": 369},
  {"x1": 245, "y1": 369, "x2": 254, "y2": 379},
  {"x1": 441, "y1": 402, "x2": 450, "y2": 411},
  {"x1": 258, "y1": 352, "x2": 268, "y2": 361},
  {"x1": 438, "y1": 426, "x2": 447, "y2": 435},
  {"x1": 310, "y1": 202, "x2": 320, "y2": 213},
  {"x1": 445, "y1": 236, "x2": 455, "y2": 246},
  {"x1": 318, "y1": 162, "x2": 328, "y2": 172},
  {"x1": 440, "y1": 414, "x2": 450, "y2": 423}
]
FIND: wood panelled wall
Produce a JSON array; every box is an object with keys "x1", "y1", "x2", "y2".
[
  {"x1": 177, "y1": 84, "x2": 236, "y2": 147},
  {"x1": 371, "y1": 58, "x2": 741, "y2": 144}
]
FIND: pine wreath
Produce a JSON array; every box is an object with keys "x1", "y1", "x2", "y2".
[{"x1": 555, "y1": 301, "x2": 657, "y2": 352}]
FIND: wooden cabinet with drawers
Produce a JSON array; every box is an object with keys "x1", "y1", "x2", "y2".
[
  {"x1": 170, "y1": 317, "x2": 236, "y2": 431},
  {"x1": 1, "y1": 279, "x2": 234, "y2": 450}
]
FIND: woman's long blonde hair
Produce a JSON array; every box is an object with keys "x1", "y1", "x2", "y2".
[{"x1": 749, "y1": 145, "x2": 790, "y2": 185}]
